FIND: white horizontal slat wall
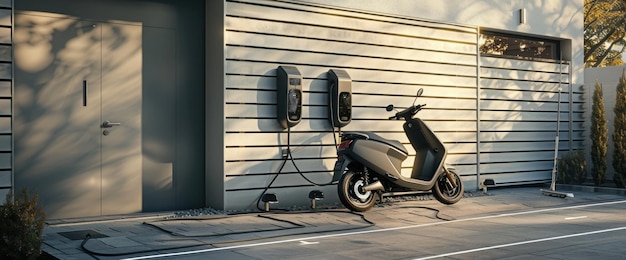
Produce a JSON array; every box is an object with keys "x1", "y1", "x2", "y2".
[
  {"x1": 0, "y1": 2, "x2": 11, "y2": 203},
  {"x1": 478, "y1": 57, "x2": 584, "y2": 186},
  {"x1": 223, "y1": 0, "x2": 478, "y2": 209}
]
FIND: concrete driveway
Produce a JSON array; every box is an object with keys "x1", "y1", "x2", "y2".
[{"x1": 41, "y1": 185, "x2": 626, "y2": 259}]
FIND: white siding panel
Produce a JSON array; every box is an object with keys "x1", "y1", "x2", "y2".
[
  {"x1": 0, "y1": 135, "x2": 9, "y2": 151},
  {"x1": 0, "y1": 99, "x2": 9, "y2": 115},
  {"x1": 481, "y1": 141, "x2": 559, "y2": 153},
  {"x1": 480, "y1": 111, "x2": 561, "y2": 122},
  {"x1": 227, "y1": 1, "x2": 477, "y2": 43},
  {"x1": 227, "y1": 46, "x2": 477, "y2": 77},
  {"x1": 225, "y1": 146, "x2": 336, "y2": 161},
  {"x1": 480, "y1": 131, "x2": 583, "y2": 142},
  {"x1": 480, "y1": 171, "x2": 551, "y2": 186},
  {"x1": 353, "y1": 107, "x2": 476, "y2": 121},
  {"x1": 351, "y1": 96, "x2": 476, "y2": 110},
  {"x1": 480, "y1": 78, "x2": 561, "y2": 91},
  {"x1": 0, "y1": 27, "x2": 10, "y2": 44},
  {"x1": 480, "y1": 151, "x2": 555, "y2": 163},
  {"x1": 0, "y1": 153, "x2": 10, "y2": 168},
  {"x1": 341, "y1": 120, "x2": 477, "y2": 132},
  {"x1": 227, "y1": 31, "x2": 478, "y2": 66},
  {"x1": 356, "y1": 83, "x2": 477, "y2": 98},
  {"x1": 225, "y1": 104, "x2": 273, "y2": 118},
  {"x1": 225, "y1": 159, "x2": 336, "y2": 176},
  {"x1": 480, "y1": 161, "x2": 552, "y2": 174},
  {"x1": 480, "y1": 57, "x2": 568, "y2": 73},
  {"x1": 226, "y1": 75, "x2": 275, "y2": 90},
  {"x1": 0, "y1": 63, "x2": 10, "y2": 79},
  {"x1": 226, "y1": 60, "x2": 477, "y2": 87},
  {"x1": 226, "y1": 17, "x2": 475, "y2": 55},
  {"x1": 481, "y1": 67, "x2": 562, "y2": 82},
  {"x1": 226, "y1": 172, "x2": 334, "y2": 190},
  {"x1": 480, "y1": 121, "x2": 557, "y2": 132},
  {"x1": 224, "y1": 102, "x2": 410, "y2": 120},
  {"x1": 480, "y1": 100, "x2": 569, "y2": 112},
  {"x1": 0, "y1": 170, "x2": 10, "y2": 187},
  {"x1": 0, "y1": 81, "x2": 10, "y2": 97},
  {"x1": 225, "y1": 132, "x2": 338, "y2": 147},
  {"x1": 480, "y1": 88, "x2": 582, "y2": 103},
  {"x1": 0, "y1": 45, "x2": 10, "y2": 62}
]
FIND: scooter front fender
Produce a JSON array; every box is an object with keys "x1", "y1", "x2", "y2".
[{"x1": 332, "y1": 157, "x2": 352, "y2": 183}]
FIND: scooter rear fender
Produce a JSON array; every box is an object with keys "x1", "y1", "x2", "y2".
[{"x1": 332, "y1": 157, "x2": 352, "y2": 183}]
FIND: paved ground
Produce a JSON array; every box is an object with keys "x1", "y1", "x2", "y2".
[{"x1": 40, "y1": 185, "x2": 626, "y2": 259}]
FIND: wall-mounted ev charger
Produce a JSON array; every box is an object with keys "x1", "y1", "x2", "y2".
[
  {"x1": 328, "y1": 69, "x2": 352, "y2": 128},
  {"x1": 276, "y1": 66, "x2": 303, "y2": 129}
]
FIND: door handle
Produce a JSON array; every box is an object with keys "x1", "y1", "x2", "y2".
[
  {"x1": 102, "y1": 121, "x2": 121, "y2": 128},
  {"x1": 83, "y1": 80, "x2": 87, "y2": 107}
]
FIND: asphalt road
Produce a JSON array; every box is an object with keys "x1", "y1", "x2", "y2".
[{"x1": 120, "y1": 192, "x2": 626, "y2": 260}]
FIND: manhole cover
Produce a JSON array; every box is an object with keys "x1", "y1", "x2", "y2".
[{"x1": 58, "y1": 230, "x2": 108, "y2": 240}]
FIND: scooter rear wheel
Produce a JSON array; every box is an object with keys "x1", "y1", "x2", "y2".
[
  {"x1": 338, "y1": 170, "x2": 378, "y2": 212},
  {"x1": 433, "y1": 168, "x2": 464, "y2": 205}
]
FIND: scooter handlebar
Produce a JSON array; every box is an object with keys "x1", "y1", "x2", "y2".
[{"x1": 389, "y1": 104, "x2": 426, "y2": 120}]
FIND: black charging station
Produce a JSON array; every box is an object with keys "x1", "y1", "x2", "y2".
[
  {"x1": 328, "y1": 69, "x2": 352, "y2": 127},
  {"x1": 276, "y1": 66, "x2": 303, "y2": 129}
]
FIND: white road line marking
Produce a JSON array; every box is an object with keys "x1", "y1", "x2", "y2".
[
  {"x1": 299, "y1": 240, "x2": 319, "y2": 245},
  {"x1": 565, "y1": 216, "x2": 588, "y2": 220},
  {"x1": 122, "y1": 199, "x2": 626, "y2": 260},
  {"x1": 413, "y1": 226, "x2": 626, "y2": 260}
]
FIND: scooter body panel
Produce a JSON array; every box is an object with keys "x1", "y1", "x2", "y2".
[
  {"x1": 343, "y1": 138, "x2": 406, "y2": 178},
  {"x1": 334, "y1": 118, "x2": 447, "y2": 191},
  {"x1": 404, "y1": 118, "x2": 447, "y2": 182}
]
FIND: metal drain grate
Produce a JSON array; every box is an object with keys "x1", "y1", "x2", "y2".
[{"x1": 57, "y1": 230, "x2": 108, "y2": 240}]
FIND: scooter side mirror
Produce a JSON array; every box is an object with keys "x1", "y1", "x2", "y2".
[
  {"x1": 417, "y1": 88, "x2": 424, "y2": 97},
  {"x1": 386, "y1": 104, "x2": 394, "y2": 112}
]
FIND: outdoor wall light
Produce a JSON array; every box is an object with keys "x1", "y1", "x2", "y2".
[
  {"x1": 261, "y1": 193, "x2": 278, "y2": 212},
  {"x1": 308, "y1": 190, "x2": 324, "y2": 209},
  {"x1": 519, "y1": 8, "x2": 526, "y2": 24}
]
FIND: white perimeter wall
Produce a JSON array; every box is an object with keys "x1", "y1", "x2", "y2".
[
  {"x1": 217, "y1": 0, "x2": 584, "y2": 210},
  {"x1": 302, "y1": 0, "x2": 584, "y2": 85}
]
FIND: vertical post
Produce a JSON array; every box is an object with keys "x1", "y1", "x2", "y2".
[
  {"x1": 551, "y1": 61, "x2": 563, "y2": 191},
  {"x1": 475, "y1": 27, "x2": 482, "y2": 191}
]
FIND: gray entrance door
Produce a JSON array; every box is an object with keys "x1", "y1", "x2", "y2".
[
  {"x1": 15, "y1": 13, "x2": 143, "y2": 218},
  {"x1": 100, "y1": 22, "x2": 143, "y2": 215}
]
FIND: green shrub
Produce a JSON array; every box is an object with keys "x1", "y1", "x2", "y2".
[
  {"x1": 0, "y1": 188, "x2": 46, "y2": 260},
  {"x1": 591, "y1": 80, "x2": 608, "y2": 186},
  {"x1": 558, "y1": 150, "x2": 587, "y2": 185}
]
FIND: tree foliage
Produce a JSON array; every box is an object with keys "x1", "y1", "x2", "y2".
[
  {"x1": 613, "y1": 70, "x2": 626, "y2": 187},
  {"x1": 479, "y1": 33, "x2": 555, "y2": 59},
  {"x1": 585, "y1": 0, "x2": 626, "y2": 67},
  {"x1": 591, "y1": 81, "x2": 608, "y2": 185}
]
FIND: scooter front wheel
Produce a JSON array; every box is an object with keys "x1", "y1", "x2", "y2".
[
  {"x1": 433, "y1": 168, "x2": 464, "y2": 205},
  {"x1": 338, "y1": 170, "x2": 378, "y2": 212}
]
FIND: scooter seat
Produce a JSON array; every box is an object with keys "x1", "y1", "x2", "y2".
[{"x1": 348, "y1": 131, "x2": 408, "y2": 155}]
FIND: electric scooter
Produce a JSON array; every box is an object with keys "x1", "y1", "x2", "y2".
[{"x1": 332, "y1": 88, "x2": 464, "y2": 211}]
